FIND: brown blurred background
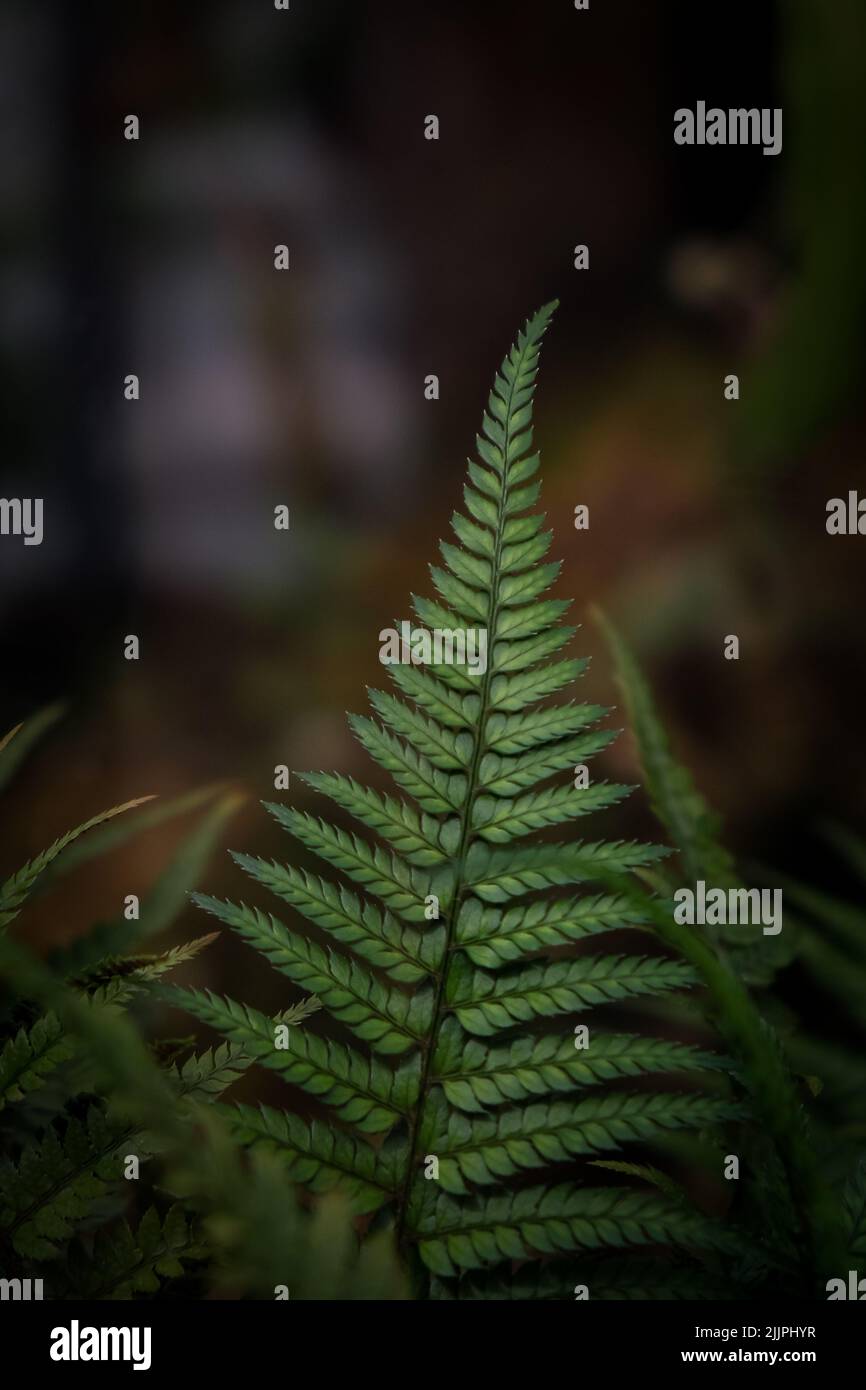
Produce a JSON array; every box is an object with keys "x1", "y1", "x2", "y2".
[{"x1": 1, "y1": 0, "x2": 865, "y2": 1042}]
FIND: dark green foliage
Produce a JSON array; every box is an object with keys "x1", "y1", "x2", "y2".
[
  {"x1": 50, "y1": 1204, "x2": 206, "y2": 1299},
  {"x1": 0, "y1": 929, "x2": 406, "y2": 1298},
  {"x1": 5, "y1": 309, "x2": 860, "y2": 1302},
  {"x1": 597, "y1": 618, "x2": 856, "y2": 1292},
  {"x1": 595, "y1": 612, "x2": 737, "y2": 891},
  {"x1": 0, "y1": 713, "x2": 253, "y2": 1297},
  {"x1": 180, "y1": 305, "x2": 746, "y2": 1298}
]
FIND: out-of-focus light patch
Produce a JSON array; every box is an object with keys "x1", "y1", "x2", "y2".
[{"x1": 117, "y1": 120, "x2": 419, "y2": 587}]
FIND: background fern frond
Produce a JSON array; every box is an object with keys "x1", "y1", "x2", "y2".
[{"x1": 0, "y1": 796, "x2": 156, "y2": 934}]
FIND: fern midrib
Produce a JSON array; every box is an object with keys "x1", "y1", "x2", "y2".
[{"x1": 395, "y1": 340, "x2": 533, "y2": 1254}]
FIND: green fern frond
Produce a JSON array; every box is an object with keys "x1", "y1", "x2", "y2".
[
  {"x1": 600, "y1": 872, "x2": 849, "y2": 1286},
  {"x1": 0, "y1": 929, "x2": 372, "y2": 1299},
  {"x1": 52, "y1": 1203, "x2": 206, "y2": 1299},
  {"x1": 0, "y1": 1012, "x2": 73, "y2": 1113},
  {"x1": 0, "y1": 1030, "x2": 266, "y2": 1265},
  {"x1": 46, "y1": 789, "x2": 243, "y2": 978},
  {"x1": 595, "y1": 611, "x2": 737, "y2": 889},
  {"x1": 73, "y1": 932, "x2": 220, "y2": 990},
  {"x1": 0, "y1": 1030, "x2": 255, "y2": 1265},
  {"x1": 185, "y1": 303, "x2": 740, "y2": 1296},
  {"x1": 587, "y1": 1158, "x2": 687, "y2": 1200},
  {"x1": 0, "y1": 796, "x2": 155, "y2": 934},
  {"x1": 0, "y1": 1104, "x2": 132, "y2": 1259},
  {"x1": 0, "y1": 937, "x2": 221, "y2": 1117},
  {"x1": 596, "y1": 614, "x2": 795, "y2": 988}
]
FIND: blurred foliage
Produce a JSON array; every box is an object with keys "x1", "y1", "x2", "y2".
[
  {"x1": 599, "y1": 616, "x2": 864, "y2": 1290},
  {"x1": 735, "y1": 0, "x2": 866, "y2": 481}
]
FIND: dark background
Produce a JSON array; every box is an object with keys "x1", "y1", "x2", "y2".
[{"x1": 1, "y1": 1, "x2": 864, "y2": 1025}]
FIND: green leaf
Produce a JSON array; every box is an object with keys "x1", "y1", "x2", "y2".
[
  {"x1": 0, "y1": 1104, "x2": 135, "y2": 1259},
  {"x1": 223, "y1": 1104, "x2": 394, "y2": 1215},
  {"x1": 456, "y1": 892, "x2": 651, "y2": 967},
  {"x1": 466, "y1": 840, "x2": 669, "y2": 902},
  {"x1": 227, "y1": 856, "x2": 443, "y2": 982},
  {"x1": 0, "y1": 797, "x2": 155, "y2": 934},
  {"x1": 428, "y1": 1092, "x2": 743, "y2": 1195},
  {"x1": 0, "y1": 1012, "x2": 73, "y2": 1112},
  {"x1": 192, "y1": 896, "x2": 430, "y2": 1055},
  {"x1": 166, "y1": 302, "x2": 764, "y2": 1299},
  {"x1": 596, "y1": 611, "x2": 737, "y2": 887},
  {"x1": 415, "y1": 1183, "x2": 739, "y2": 1275},
  {"x1": 450, "y1": 954, "x2": 697, "y2": 1036},
  {"x1": 159, "y1": 985, "x2": 410, "y2": 1134},
  {"x1": 435, "y1": 1025, "x2": 729, "y2": 1111}
]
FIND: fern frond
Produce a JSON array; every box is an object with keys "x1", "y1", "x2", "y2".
[
  {"x1": 0, "y1": 928, "x2": 375, "y2": 1298},
  {"x1": 0, "y1": 1104, "x2": 133, "y2": 1259},
  {"x1": 0, "y1": 797, "x2": 155, "y2": 933},
  {"x1": 186, "y1": 302, "x2": 750, "y2": 1297},
  {"x1": 53, "y1": 1204, "x2": 206, "y2": 1299},
  {"x1": 0, "y1": 1012, "x2": 73, "y2": 1113},
  {"x1": 0, "y1": 939, "x2": 220, "y2": 1117},
  {"x1": 76, "y1": 932, "x2": 220, "y2": 991},
  {"x1": 596, "y1": 611, "x2": 737, "y2": 889},
  {"x1": 0, "y1": 1026, "x2": 256, "y2": 1265}
]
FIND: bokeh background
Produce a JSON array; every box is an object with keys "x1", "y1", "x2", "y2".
[{"x1": 2, "y1": 0, "x2": 865, "y2": 1059}]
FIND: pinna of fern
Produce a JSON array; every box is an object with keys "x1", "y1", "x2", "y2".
[
  {"x1": 171, "y1": 302, "x2": 745, "y2": 1297},
  {"x1": 0, "y1": 711, "x2": 269, "y2": 1296}
]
